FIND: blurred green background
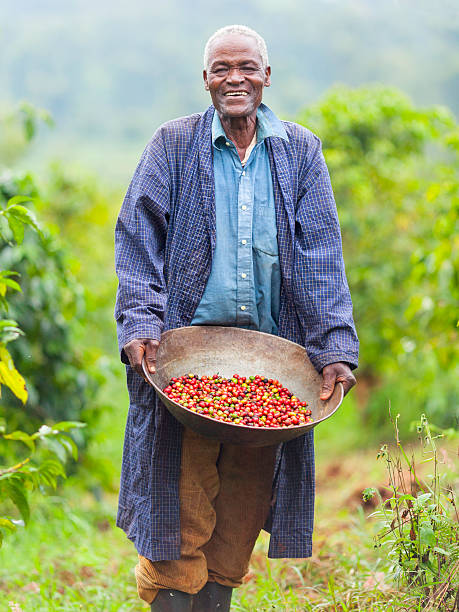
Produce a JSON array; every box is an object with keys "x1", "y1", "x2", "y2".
[
  {"x1": 2, "y1": 0, "x2": 459, "y2": 181},
  {"x1": 0, "y1": 1, "x2": 458, "y2": 609}
]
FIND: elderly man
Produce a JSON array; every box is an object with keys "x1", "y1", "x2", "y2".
[{"x1": 115, "y1": 24, "x2": 358, "y2": 611}]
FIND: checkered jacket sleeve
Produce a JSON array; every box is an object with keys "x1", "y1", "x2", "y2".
[
  {"x1": 292, "y1": 129, "x2": 359, "y2": 371},
  {"x1": 114, "y1": 129, "x2": 170, "y2": 360}
]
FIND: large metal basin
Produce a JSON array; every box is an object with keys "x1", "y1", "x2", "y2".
[{"x1": 142, "y1": 326, "x2": 343, "y2": 447}]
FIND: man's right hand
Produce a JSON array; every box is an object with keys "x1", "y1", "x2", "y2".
[{"x1": 123, "y1": 338, "x2": 160, "y2": 380}]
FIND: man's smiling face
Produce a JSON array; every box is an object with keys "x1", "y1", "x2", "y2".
[{"x1": 203, "y1": 33, "x2": 271, "y2": 119}]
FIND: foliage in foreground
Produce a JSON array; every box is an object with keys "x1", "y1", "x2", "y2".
[
  {"x1": 364, "y1": 413, "x2": 459, "y2": 610},
  {"x1": 0, "y1": 417, "x2": 456, "y2": 611},
  {"x1": 0, "y1": 421, "x2": 85, "y2": 546},
  {"x1": 0, "y1": 107, "x2": 100, "y2": 434},
  {"x1": 0, "y1": 195, "x2": 83, "y2": 546},
  {"x1": 0, "y1": 108, "x2": 85, "y2": 547}
]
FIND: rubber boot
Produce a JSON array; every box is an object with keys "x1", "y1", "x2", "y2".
[
  {"x1": 150, "y1": 588, "x2": 193, "y2": 611},
  {"x1": 192, "y1": 581, "x2": 233, "y2": 611}
]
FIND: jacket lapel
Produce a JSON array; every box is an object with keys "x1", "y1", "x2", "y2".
[
  {"x1": 266, "y1": 137, "x2": 296, "y2": 293},
  {"x1": 197, "y1": 106, "x2": 217, "y2": 256}
]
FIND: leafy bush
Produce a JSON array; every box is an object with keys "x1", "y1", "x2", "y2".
[
  {"x1": 38, "y1": 161, "x2": 120, "y2": 356},
  {"x1": 0, "y1": 187, "x2": 84, "y2": 546},
  {"x1": 298, "y1": 86, "x2": 459, "y2": 430},
  {"x1": 1, "y1": 104, "x2": 121, "y2": 498},
  {"x1": 0, "y1": 107, "x2": 101, "y2": 437},
  {"x1": 0, "y1": 420, "x2": 84, "y2": 546}
]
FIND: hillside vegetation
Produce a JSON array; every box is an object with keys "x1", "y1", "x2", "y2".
[{"x1": 1, "y1": 0, "x2": 458, "y2": 179}]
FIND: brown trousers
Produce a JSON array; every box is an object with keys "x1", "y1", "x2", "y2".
[{"x1": 136, "y1": 427, "x2": 277, "y2": 604}]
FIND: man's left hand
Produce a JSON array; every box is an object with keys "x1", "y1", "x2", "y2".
[{"x1": 320, "y1": 362, "x2": 356, "y2": 400}]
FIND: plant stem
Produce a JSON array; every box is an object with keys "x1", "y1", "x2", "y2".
[{"x1": 0, "y1": 457, "x2": 30, "y2": 476}]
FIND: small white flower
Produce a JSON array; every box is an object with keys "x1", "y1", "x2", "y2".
[{"x1": 38, "y1": 425, "x2": 53, "y2": 435}]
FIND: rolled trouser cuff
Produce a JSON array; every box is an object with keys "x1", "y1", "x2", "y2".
[
  {"x1": 135, "y1": 555, "x2": 207, "y2": 604},
  {"x1": 207, "y1": 572, "x2": 244, "y2": 588}
]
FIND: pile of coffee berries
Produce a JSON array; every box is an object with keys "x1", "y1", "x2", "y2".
[{"x1": 162, "y1": 373, "x2": 312, "y2": 428}]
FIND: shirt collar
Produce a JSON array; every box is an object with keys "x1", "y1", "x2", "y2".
[{"x1": 212, "y1": 102, "x2": 289, "y2": 150}]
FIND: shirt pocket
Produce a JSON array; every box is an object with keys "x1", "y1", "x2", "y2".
[{"x1": 253, "y1": 200, "x2": 279, "y2": 256}]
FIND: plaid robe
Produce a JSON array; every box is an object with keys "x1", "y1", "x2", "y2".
[{"x1": 114, "y1": 104, "x2": 359, "y2": 561}]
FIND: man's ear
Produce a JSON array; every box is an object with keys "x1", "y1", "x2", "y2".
[
  {"x1": 203, "y1": 70, "x2": 210, "y2": 91},
  {"x1": 264, "y1": 66, "x2": 271, "y2": 88}
]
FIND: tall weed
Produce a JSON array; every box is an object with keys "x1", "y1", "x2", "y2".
[{"x1": 363, "y1": 411, "x2": 459, "y2": 610}]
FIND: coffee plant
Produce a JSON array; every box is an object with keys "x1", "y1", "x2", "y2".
[{"x1": 0, "y1": 108, "x2": 85, "y2": 546}]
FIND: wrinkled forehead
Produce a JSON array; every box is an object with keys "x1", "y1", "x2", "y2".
[{"x1": 207, "y1": 33, "x2": 263, "y2": 67}]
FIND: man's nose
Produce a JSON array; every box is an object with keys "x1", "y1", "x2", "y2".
[{"x1": 226, "y1": 68, "x2": 245, "y2": 85}]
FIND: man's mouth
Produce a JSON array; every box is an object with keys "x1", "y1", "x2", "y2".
[{"x1": 224, "y1": 91, "x2": 249, "y2": 97}]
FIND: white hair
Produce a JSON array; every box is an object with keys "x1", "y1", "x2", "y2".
[{"x1": 203, "y1": 25, "x2": 269, "y2": 72}]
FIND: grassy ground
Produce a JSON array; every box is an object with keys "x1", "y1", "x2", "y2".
[
  {"x1": 0, "y1": 450, "x2": 420, "y2": 611},
  {"x1": 0, "y1": 398, "x2": 456, "y2": 610}
]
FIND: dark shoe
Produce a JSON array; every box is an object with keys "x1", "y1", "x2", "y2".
[
  {"x1": 192, "y1": 581, "x2": 233, "y2": 611},
  {"x1": 150, "y1": 589, "x2": 193, "y2": 611}
]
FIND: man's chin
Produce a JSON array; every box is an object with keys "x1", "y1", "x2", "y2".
[{"x1": 216, "y1": 101, "x2": 259, "y2": 119}]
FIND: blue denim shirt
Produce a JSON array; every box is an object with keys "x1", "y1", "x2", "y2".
[{"x1": 191, "y1": 106, "x2": 288, "y2": 334}]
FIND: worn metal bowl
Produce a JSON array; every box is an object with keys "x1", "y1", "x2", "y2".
[{"x1": 142, "y1": 326, "x2": 343, "y2": 447}]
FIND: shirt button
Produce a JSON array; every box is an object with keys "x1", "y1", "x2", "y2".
[
  {"x1": 225, "y1": 141, "x2": 230, "y2": 146},
  {"x1": 242, "y1": 171, "x2": 246, "y2": 176},
  {"x1": 240, "y1": 305, "x2": 246, "y2": 311},
  {"x1": 241, "y1": 205, "x2": 247, "y2": 211},
  {"x1": 241, "y1": 273, "x2": 247, "y2": 279},
  {"x1": 241, "y1": 239, "x2": 247, "y2": 245}
]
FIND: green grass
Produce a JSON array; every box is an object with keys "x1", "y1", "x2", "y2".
[
  {"x1": 1, "y1": 396, "x2": 456, "y2": 611},
  {"x1": 0, "y1": 496, "x2": 143, "y2": 611},
  {"x1": 0, "y1": 448, "x2": 422, "y2": 611},
  {"x1": 0, "y1": 495, "x2": 408, "y2": 612}
]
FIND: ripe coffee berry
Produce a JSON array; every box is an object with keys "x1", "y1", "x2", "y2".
[{"x1": 162, "y1": 373, "x2": 313, "y2": 428}]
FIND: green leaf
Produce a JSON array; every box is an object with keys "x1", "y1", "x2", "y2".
[
  {"x1": 24, "y1": 116, "x2": 34, "y2": 141},
  {"x1": 419, "y1": 524, "x2": 436, "y2": 550},
  {"x1": 42, "y1": 437, "x2": 67, "y2": 464},
  {"x1": 3, "y1": 430, "x2": 35, "y2": 452},
  {"x1": 37, "y1": 458, "x2": 66, "y2": 487},
  {"x1": 1, "y1": 277, "x2": 22, "y2": 293},
  {"x1": 362, "y1": 487, "x2": 377, "y2": 502},
  {"x1": 6, "y1": 215, "x2": 24, "y2": 244},
  {"x1": 57, "y1": 435, "x2": 79, "y2": 460},
  {"x1": 5, "y1": 204, "x2": 41, "y2": 235},
  {"x1": 433, "y1": 547, "x2": 450, "y2": 555},
  {"x1": 397, "y1": 494, "x2": 416, "y2": 502},
  {"x1": 52, "y1": 421, "x2": 86, "y2": 431},
  {"x1": 0, "y1": 518, "x2": 16, "y2": 532},
  {"x1": 0, "y1": 319, "x2": 19, "y2": 329},
  {"x1": 0, "y1": 345, "x2": 28, "y2": 403},
  {"x1": 6, "y1": 195, "x2": 35, "y2": 208},
  {"x1": 416, "y1": 493, "x2": 432, "y2": 505},
  {"x1": 0, "y1": 271, "x2": 21, "y2": 281},
  {"x1": 0, "y1": 319, "x2": 24, "y2": 344},
  {"x1": 5, "y1": 481, "x2": 30, "y2": 524},
  {"x1": 0, "y1": 326, "x2": 24, "y2": 345}
]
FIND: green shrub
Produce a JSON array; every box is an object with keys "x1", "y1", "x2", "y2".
[
  {"x1": 0, "y1": 107, "x2": 101, "y2": 438},
  {"x1": 298, "y1": 86, "x2": 459, "y2": 431}
]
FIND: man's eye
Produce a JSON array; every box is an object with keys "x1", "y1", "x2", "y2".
[
  {"x1": 213, "y1": 68, "x2": 228, "y2": 75},
  {"x1": 242, "y1": 67, "x2": 257, "y2": 73}
]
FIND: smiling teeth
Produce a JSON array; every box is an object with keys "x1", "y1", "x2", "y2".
[{"x1": 225, "y1": 92, "x2": 248, "y2": 96}]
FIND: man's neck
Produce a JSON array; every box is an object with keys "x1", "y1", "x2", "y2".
[{"x1": 219, "y1": 112, "x2": 257, "y2": 160}]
